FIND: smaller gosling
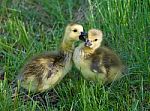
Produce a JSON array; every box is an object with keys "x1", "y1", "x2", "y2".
[
  {"x1": 73, "y1": 29, "x2": 124, "y2": 83},
  {"x1": 17, "y1": 23, "x2": 85, "y2": 93}
]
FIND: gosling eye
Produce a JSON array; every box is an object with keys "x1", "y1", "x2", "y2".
[
  {"x1": 94, "y1": 39, "x2": 98, "y2": 41},
  {"x1": 73, "y1": 29, "x2": 77, "y2": 32}
]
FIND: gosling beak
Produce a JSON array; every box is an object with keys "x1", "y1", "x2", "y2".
[
  {"x1": 85, "y1": 39, "x2": 92, "y2": 47},
  {"x1": 79, "y1": 32, "x2": 87, "y2": 42}
]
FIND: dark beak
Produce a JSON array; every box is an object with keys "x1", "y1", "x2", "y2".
[
  {"x1": 79, "y1": 32, "x2": 87, "y2": 42},
  {"x1": 85, "y1": 39, "x2": 92, "y2": 47}
]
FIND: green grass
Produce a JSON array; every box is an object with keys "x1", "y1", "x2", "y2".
[{"x1": 0, "y1": 0, "x2": 149, "y2": 110}]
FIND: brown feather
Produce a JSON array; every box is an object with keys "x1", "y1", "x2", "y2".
[{"x1": 90, "y1": 47, "x2": 122, "y2": 74}]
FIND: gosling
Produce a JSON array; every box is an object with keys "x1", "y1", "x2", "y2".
[
  {"x1": 73, "y1": 29, "x2": 124, "y2": 83},
  {"x1": 17, "y1": 23, "x2": 85, "y2": 92}
]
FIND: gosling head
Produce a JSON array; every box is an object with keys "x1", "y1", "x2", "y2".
[
  {"x1": 85, "y1": 29, "x2": 103, "y2": 50},
  {"x1": 64, "y1": 23, "x2": 87, "y2": 42}
]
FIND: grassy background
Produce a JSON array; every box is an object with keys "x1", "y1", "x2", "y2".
[{"x1": 0, "y1": 0, "x2": 149, "y2": 110}]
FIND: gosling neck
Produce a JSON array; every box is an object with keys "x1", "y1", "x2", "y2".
[
  {"x1": 83, "y1": 47, "x2": 95, "y2": 55},
  {"x1": 82, "y1": 42, "x2": 101, "y2": 56},
  {"x1": 61, "y1": 37, "x2": 75, "y2": 54}
]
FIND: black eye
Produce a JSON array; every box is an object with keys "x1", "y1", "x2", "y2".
[
  {"x1": 73, "y1": 29, "x2": 77, "y2": 32},
  {"x1": 94, "y1": 39, "x2": 98, "y2": 41}
]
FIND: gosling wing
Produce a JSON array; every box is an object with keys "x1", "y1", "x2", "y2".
[
  {"x1": 90, "y1": 47, "x2": 122, "y2": 74},
  {"x1": 19, "y1": 51, "x2": 65, "y2": 92}
]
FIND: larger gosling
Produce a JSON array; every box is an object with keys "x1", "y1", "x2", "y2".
[
  {"x1": 18, "y1": 23, "x2": 85, "y2": 92},
  {"x1": 73, "y1": 29, "x2": 124, "y2": 83}
]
